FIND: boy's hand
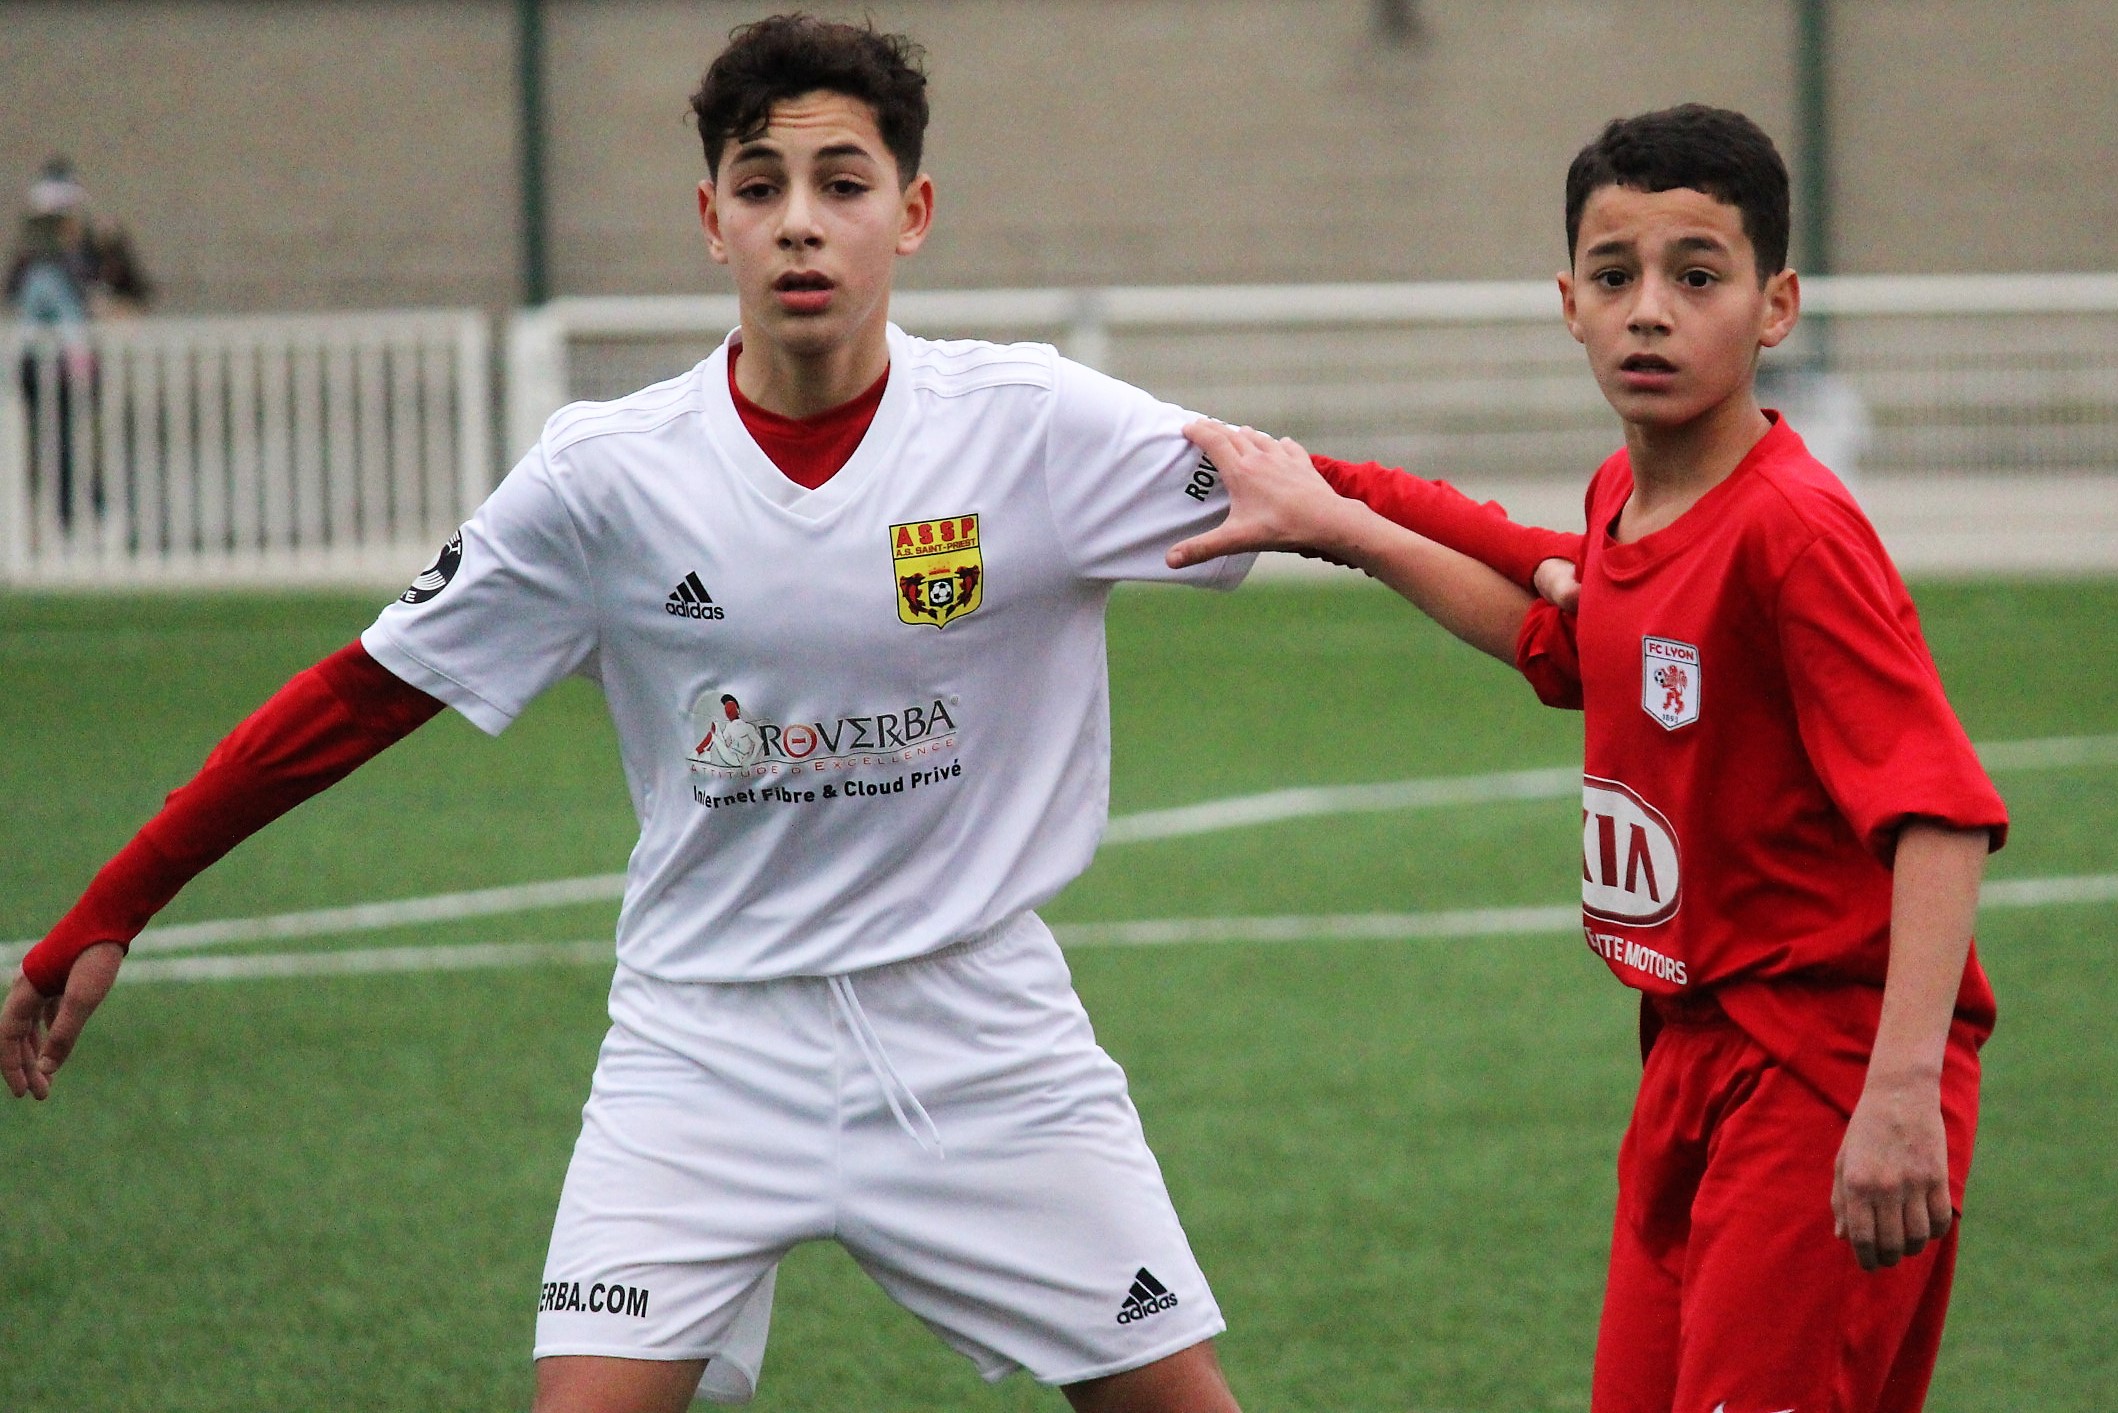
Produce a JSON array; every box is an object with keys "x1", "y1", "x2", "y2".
[
  {"x1": 1832, "y1": 822, "x2": 1985, "y2": 1272},
  {"x1": 1532, "y1": 557, "x2": 1581, "y2": 612},
  {"x1": 1167, "y1": 421, "x2": 1361, "y2": 569},
  {"x1": 1, "y1": 942, "x2": 124, "y2": 1101},
  {"x1": 1173, "y1": 419, "x2": 1536, "y2": 660},
  {"x1": 1831, "y1": 1076, "x2": 1953, "y2": 1271}
]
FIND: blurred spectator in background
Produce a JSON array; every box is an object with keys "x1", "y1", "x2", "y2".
[
  {"x1": 5, "y1": 155, "x2": 155, "y2": 320},
  {"x1": 6, "y1": 159, "x2": 94, "y2": 331},
  {"x1": 3, "y1": 157, "x2": 151, "y2": 527}
]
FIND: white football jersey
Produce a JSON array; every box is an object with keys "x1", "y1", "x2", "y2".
[{"x1": 363, "y1": 325, "x2": 1251, "y2": 980}]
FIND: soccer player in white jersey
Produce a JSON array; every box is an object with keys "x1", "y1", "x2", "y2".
[{"x1": 5, "y1": 16, "x2": 1250, "y2": 1412}]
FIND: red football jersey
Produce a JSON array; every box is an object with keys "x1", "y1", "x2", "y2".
[{"x1": 1514, "y1": 416, "x2": 2008, "y2": 1170}]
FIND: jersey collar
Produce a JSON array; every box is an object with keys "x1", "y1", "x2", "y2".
[
  {"x1": 1598, "y1": 412, "x2": 1801, "y2": 579},
  {"x1": 698, "y1": 323, "x2": 915, "y2": 522}
]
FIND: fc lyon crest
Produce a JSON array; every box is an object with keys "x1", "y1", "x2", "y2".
[{"x1": 1641, "y1": 636, "x2": 1700, "y2": 730}]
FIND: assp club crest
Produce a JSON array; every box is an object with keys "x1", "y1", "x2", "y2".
[{"x1": 892, "y1": 513, "x2": 983, "y2": 629}]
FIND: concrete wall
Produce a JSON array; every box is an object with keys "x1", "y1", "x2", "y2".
[
  {"x1": 1832, "y1": 0, "x2": 2118, "y2": 274},
  {"x1": 1, "y1": 1, "x2": 521, "y2": 311},
  {"x1": 5, "y1": 0, "x2": 2115, "y2": 313},
  {"x1": 541, "y1": 0, "x2": 1797, "y2": 297}
]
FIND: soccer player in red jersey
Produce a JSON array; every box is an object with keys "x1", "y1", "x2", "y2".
[{"x1": 1169, "y1": 105, "x2": 2007, "y2": 1413}]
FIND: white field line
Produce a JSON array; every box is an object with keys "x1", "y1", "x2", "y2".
[
  {"x1": 106, "y1": 874, "x2": 2118, "y2": 984},
  {"x1": 1974, "y1": 734, "x2": 2118, "y2": 771},
  {"x1": 3, "y1": 765, "x2": 1580, "y2": 965},
  {"x1": 6, "y1": 733, "x2": 2113, "y2": 968},
  {"x1": 1099, "y1": 766, "x2": 1578, "y2": 843},
  {"x1": 122, "y1": 874, "x2": 629, "y2": 956},
  {"x1": 119, "y1": 939, "x2": 612, "y2": 984},
  {"x1": 1056, "y1": 905, "x2": 1582, "y2": 948},
  {"x1": 1978, "y1": 873, "x2": 2118, "y2": 908},
  {"x1": 0, "y1": 875, "x2": 632, "y2": 970}
]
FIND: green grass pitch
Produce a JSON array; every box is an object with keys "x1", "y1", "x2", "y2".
[{"x1": 2, "y1": 579, "x2": 2113, "y2": 1411}]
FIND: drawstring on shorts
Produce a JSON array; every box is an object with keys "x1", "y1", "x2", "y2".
[{"x1": 827, "y1": 972, "x2": 945, "y2": 1158}]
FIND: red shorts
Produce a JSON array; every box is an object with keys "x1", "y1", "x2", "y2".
[{"x1": 1593, "y1": 1002, "x2": 1971, "y2": 1413}]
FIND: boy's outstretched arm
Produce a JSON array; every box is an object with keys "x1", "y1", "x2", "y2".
[
  {"x1": 1832, "y1": 820, "x2": 1989, "y2": 1272},
  {"x1": 1170, "y1": 421, "x2": 1533, "y2": 661},
  {"x1": 1309, "y1": 454, "x2": 1583, "y2": 611},
  {"x1": 0, "y1": 642, "x2": 443, "y2": 1101}
]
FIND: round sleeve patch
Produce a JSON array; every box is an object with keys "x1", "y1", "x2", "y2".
[{"x1": 400, "y1": 531, "x2": 464, "y2": 604}]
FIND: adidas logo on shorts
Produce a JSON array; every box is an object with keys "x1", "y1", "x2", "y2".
[
  {"x1": 1115, "y1": 1267, "x2": 1179, "y2": 1324},
  {"x1": 665, "y1": 571, "x2": 724, "y2": 621}
]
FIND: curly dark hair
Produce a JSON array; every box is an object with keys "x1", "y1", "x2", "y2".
[
  {"x1": 1564, "y1": 104, "x2": 1791, "y2": 281},
  {"x1": 689, "y1": 14, "x2": 929, "y2": 183}
]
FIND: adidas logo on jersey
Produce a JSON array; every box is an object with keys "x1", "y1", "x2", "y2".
[
  {"x1": 1115, "y1": 1268, "x2": 1179, "y2": 1324},
  {"x1": 665, "y1": 571, "x2": 724, "y2": 621}
]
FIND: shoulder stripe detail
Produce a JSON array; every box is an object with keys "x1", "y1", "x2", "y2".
[
  {"x1": 910, "y1": 370, "x2": 1057, "y2": 400},
  {"x1": 542, "y1": 368, "x2": 704, "y2": 455},
  {"x1": 899, "y1": 334, "x2": 1058, "y2": 393}
]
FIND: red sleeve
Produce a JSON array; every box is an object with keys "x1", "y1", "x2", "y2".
[
  {"x1": 1312, "y1": 455, "x2": 1583, "y2": 589},
  {"x1": 1514, "y1": 600, "x2": 1584, "y2": 710},
  {"x1": 1777, "y1": 534, "x2": 2009, "y2": 861},
  {"x1": 20, "y1": 641, "x2": 444, "y2": 994}
]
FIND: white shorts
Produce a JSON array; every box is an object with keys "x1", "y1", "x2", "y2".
[{"x1": 534, "y1": 912, "x2": 1225, "y2": 1402}]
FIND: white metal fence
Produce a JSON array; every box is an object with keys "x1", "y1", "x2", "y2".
[
  {"x1": 1, "y1": 310, "x2": 489, "y2": 587},
  {"x1": 507, "y1": 274, "x2": 2118, "y2": 485}
]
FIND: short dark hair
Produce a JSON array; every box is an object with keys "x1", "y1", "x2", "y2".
[
  {"x1": 1564, "y1": 104, "x2": 1791, "y2": 281},
  {"x1": 689, "y1": 14, "x2": 929, "y2": 184}
]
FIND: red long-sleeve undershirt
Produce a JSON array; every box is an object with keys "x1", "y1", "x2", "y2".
[
  {"x1": 21, "y1": 643, "x2": 444, "y2": 994},
  {"x1": 1310, "y1": 456, "x2": 1582, "y2": 589}
]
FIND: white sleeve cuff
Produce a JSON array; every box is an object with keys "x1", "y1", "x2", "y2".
[{"x1": 359, "y1": 624, "x2": 520, "y2": 737}]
